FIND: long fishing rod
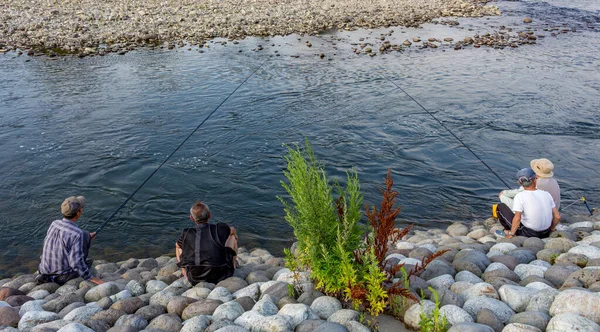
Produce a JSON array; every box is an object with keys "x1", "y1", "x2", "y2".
[
  {"x1": 378, "y1": 70, "x2": 595, "y2": 215},
  {"x1": 378, "y1": 70, "x2": 512, "y2": 189},
  {"x1": 94, "y1": 59, "x2": 269, "y2": 235}
]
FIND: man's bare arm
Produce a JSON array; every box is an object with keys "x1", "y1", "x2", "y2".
[{"x1": 551, "y1": 208, "x2": 561, "y2": 231}]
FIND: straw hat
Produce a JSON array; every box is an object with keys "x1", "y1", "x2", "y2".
[{"x1": 530, "y1": 158, "x2": 554, "y2": 178}]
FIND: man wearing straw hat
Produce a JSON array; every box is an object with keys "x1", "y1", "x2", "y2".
[
  {"x1": 37, "y1": 196, "x2": 104, "y2": 285},
  {"x1": 498, "y1": 158, "x2": 561, "y2": 209}
]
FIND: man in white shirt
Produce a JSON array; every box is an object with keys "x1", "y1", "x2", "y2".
[
  {"x1": 498, "y1": 158, "x2": 561, "y2": 209},
  {"x1": 495, "y1": 168, "x2": 561, "y2": 238}
]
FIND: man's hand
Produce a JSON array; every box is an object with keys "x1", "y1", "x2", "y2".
[
  {"x1": 504, "y1": 230, "x2": 514, "y2": 239},
  {"x1": 90, "y1": 232, "x2": 97, "y2": 240},
  {"x1": 230, "y1": 227, "x2": 238, "y2": 239},
  {"x1": 90, "y1": 277, "x2": 104, "y2": 285},
  {"x1": 498, "y1": 190, "x2": 505, "y2": 199}
]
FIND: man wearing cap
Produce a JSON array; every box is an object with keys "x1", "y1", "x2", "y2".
[
  {"x1": 498, "y1": 158, "x2": 561, "y2": 209},
  {"x1": 495, "y1": 168, "x2": 561, "y2": 238},
  {"x1": 37, "y1": 196, "x2": 104, "y2": 285}
]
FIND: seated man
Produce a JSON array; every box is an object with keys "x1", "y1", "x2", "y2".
[
  {"x1": 495, "y1": 168, "x2": 561, "y2": 239},
  {"x1": 38, "y1": 196, "x2": 104, "y2": 285},
  {"x1": 498, "y1": 158, "x2": 561, "y2": 209},
  {"x1": 176, "y1": 201, "x2": 238, "y2": 285}
]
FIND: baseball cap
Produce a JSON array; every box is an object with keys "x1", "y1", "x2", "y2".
[
  {"x1": 516, "y1": 168, "x2": 536, "y2": 183},
  {"x1": 61, "y1": 196, "x2": 86, "y2": 217}
]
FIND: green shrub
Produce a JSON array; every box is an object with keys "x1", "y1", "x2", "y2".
[{"x1": 279, "y1": 139, "x2": 363, "y2": 295}]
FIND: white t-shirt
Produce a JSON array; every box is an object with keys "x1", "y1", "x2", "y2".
[{"x1": 513, "y1": 190, "x2": 555, "y2": 231}]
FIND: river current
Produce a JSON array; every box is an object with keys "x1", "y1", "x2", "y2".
[{"x1": 1, "y1": 0, "x2": 599, "y2": 276}]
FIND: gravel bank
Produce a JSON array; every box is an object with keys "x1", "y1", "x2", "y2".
[{"x1": 0, "y1": 0, "x2": 500, "y2": 56}]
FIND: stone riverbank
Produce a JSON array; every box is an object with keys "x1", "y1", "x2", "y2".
[
  {"x1": 1, "y1": 212, "x2": 600, "y2": 332},
  {"x1": 0, "y1": 0, "x2": 500, "y2": 56}
]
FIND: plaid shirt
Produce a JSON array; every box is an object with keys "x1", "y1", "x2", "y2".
[{"x1": 38, "y1": 218, "x2": 92, "y2": 280}]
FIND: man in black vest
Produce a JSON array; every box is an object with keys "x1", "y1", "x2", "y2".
[{"x1": 176, "y1": 201, "x2": 238, "y2": 284}]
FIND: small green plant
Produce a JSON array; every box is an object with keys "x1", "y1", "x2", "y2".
[
  {"x1": 418, "y1": 287, "x2": 449, "y2": 332},
  {"x1": 549, "y1": 253, "x2": 559, "y2": 265}
]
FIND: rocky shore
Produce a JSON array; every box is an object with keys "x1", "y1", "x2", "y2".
[
  {"x1": 2, "y1": 212, "x2": 600, "y2": 332},
  {"x1": 0, "y1": 0, "x2": 500, "y2": 56}
]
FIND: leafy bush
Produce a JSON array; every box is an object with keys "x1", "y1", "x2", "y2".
[
  {"x1": 279, "y1": 139, "x2": 363, "y2": 294},
  {"x1": 280, "y1": 139, "x2": 448, "y2": 320}
]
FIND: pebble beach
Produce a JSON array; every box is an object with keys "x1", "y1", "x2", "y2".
[
  {"x1": 1, "y1": 212, "x2": 600, "y2": 332},
  {"x1": 0, "y1": 0, "x2": 501, "y2": 56}
]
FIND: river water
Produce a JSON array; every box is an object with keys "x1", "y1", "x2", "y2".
[{"x1": 1, "y1": 0, "x2": 599, "y2": 276}]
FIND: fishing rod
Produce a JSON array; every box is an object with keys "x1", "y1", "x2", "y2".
[
  {"x1": 94, "y1": 59, "x2": 269, "y2": 235},
  {"x1": 378, "y1": 70, "x2": 512, "y2": 189},
  {"x1": 561, "y1": 196, "x2": 595, "y2": 215},
  {"x1": 378, "y1": 70, "x2": 595, "y2": 215}
]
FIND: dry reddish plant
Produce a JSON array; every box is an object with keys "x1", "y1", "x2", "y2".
[{"x1": 365, "y1": 169, "x2": 413, "y2": 268}]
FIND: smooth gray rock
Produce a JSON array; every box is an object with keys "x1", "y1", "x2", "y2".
[
  {"x1": 525, "y1": 288, "x2": 559, "y2": 314},
  {"x1": 62, "y1": 304, "x2": 103, "y2": 323},
  {"x1": 114, "y1": 314, "x2": 148, "y2": 330},
  {"x1": 310, "y1": 296, "x2": 342, "y2": 320},
  {"x1": 57, "y1": 322, "x2": 96, "y2": 332},
  {"x1": 508, "y1": 250, "x2": 537, "y2": 265},
  {"x1": 327, "y1": 309, "x2": 359, "y2": 325},
  {"x1": 460, "y1": 283, "x2": 498, "y2": 302},
  {"x1": 498, "y1": 285, "x2": 538, "y2": 312},
  {"x1": 147, "y1": 313, "x2": 181, "y2": 332},
  {"x1": 135, "y1": 305, "x2": 166, "y2": 322},
  {"x1": 508, "y1": 311, "x2": 550, "y2": 331},
  {"x1": 19, "y1": 299, "x2": 46, "y2": 316},
  {"x1": 546, "y1": 313, "x2": 600, "y2": 331},
  {"x1": 448, "y1": 322, "x2": 494, "y2": 332},
  {"x1": 234, "y1": 297, "x2": 256, "y2": 312},
  {"x1": 260, "y1": 282, "x2": 289, "y2": 303},
  {"x1": 212, "y1": 301, "x2": 245, "y2": 322},
  {"x1": 295, "y1": 319, "x2": 326, "y2": 332},
  {"x1": 30, "y1": 319, "x2": 71, "y2": 332},
  {"x1": 313, "y1": 321, "x2": 347, "y2": 332},
  {"x1": 463, "y1": 296, "x2": 515, "y2": 323},
  {"x1": 277, "y1": 303, "x2": 319, "y2": 328},
  {"x1": 455, "y1": 271, "x2": 484, "y2": 284},
  {"x1": 18, "y1": 311, "x2": 61, "y2": 331},
  {"x1": 207, "y1": 287, "x2": 233, "y2": 303},
  {"x1": 145, "y1": 281, "x2": 168, "y2": 295},
  {"x1": 90, "y1": 308, "x2": 126, "y2": 326},
  {"x1": 181, "y1": 299, "x2": 223, "y2": 320},
  {"x1": 232, "y1": 284, "x2": 259, "y2": 301},
  {"x1": 215, "y1": 278, "x2": 248, "y2": 294},
  {"x1": 252, "y1": 297, "x2": 278, "y2": 316},
  {"x1": 439, "y1": 304, "x2": 474, "y2": 325},
  {"x1": 85, "y1": 284, "x2": 120, "y2": 303},
  {"x1": 180, "y1": 315, "x2": 211, "y2": 332},
  {"x1": 125, "y1": 281, "x2": 145, "y2": 297},
  {"x1": 404, "y1": 301, "x2": 435, "y2": 330},
  {"x1": 111, "y1": 297, "x2": 145, "y2": 314},
  {"x1": 549, "y1": 289, "x2": 600, "y2": 324},
  {"x1": 58, "y1": 302, "x2": 85, "y2": 318}
]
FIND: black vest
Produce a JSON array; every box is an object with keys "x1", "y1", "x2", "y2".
[{"x1": 179, "y1": 223, "x2": 229, "y2": 268}]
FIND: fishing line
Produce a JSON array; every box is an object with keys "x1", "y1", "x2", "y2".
[
  {"x1": 378, "y1": 70, "x2": 512, "y2": 189},
  {"x1": 95, "y1": 59, "x2": 269, "y2": 234}
]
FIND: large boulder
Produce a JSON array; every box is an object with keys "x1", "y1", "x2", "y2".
[
  {"x1": 181, "y1": 299, "x2": 223, "y2": 319},
  {"x1": 84, "y1": 283, "x2": 120, "y2": 303},
  {"x1": 546, "y1": 313, "x2": 600, "y2": 332},
  {"x1": 18, "y1": 311, "x2": 61, "y2": 331},
  {"x1": 212, "y1": 301, "x2": 245, "y2": 322},
  {"x1": 309, "y1": 296, "x2": 342, "y2": 320},
  {"x1": 498, "y1": 285, "x2": 539, "y2": 312},
  {"x1": 63, "y1": 304, "x2": 103, "y2": 323},
  {"x1": 463, "y1": 296, "x2": 515, "y2": 323},
  {"x1": 278, "y1": 303, "x2": 319, "y2": 328},
  {"x1": 549, "y1": 288, "x2": 600, "y2": 324}
]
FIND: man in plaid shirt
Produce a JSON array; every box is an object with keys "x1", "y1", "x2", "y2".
[{"x1": 37, "y1": 196, "x2": 104, "y2": 285}]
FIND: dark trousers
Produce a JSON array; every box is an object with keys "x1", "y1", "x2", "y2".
[{"x1": 497, "y1": 203, "x2": 551, "y2": 238}]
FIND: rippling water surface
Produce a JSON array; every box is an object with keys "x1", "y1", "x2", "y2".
[{"x1": 1, "y1": 0, "x2": 599, "y2": 275}]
